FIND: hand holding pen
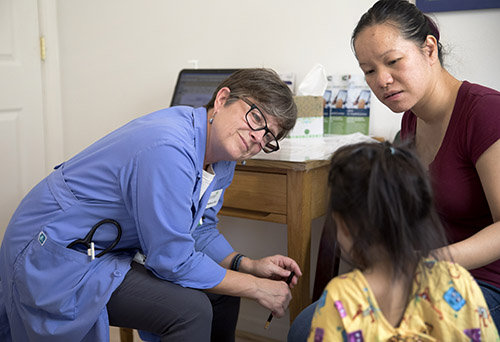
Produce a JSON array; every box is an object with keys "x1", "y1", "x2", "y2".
[
  {"x1": 264, "y1": 271, "x2": 295, "y2": 329},
  {"x1": 234, "y1": 254, "x2": 301, "y2": 327}
]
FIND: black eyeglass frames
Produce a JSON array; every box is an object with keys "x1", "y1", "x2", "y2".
[{"x1": 241, "y1": 98, "x2": 280, "y2": 153}]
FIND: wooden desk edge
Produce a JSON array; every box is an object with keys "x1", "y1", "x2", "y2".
[{"x1": 240, "y1": 158, "x2": 330, "y2": 171}]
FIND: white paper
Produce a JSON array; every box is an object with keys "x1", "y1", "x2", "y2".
[{"x1": 252, "y1": 133, "x2": 376, "y2": 162}]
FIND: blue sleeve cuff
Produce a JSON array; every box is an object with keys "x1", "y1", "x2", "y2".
[
  {"x1": 199, "y1": 233, "x2": 234, "y2": 263},
  {"x1": 146, "y1": 252, "x2": 227, "y2": 289},
  {"x1": 181, "y1": 255, "x2": 227, "y2": 289}
]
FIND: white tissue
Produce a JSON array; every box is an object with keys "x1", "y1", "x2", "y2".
[{"x1": 297, "y1": 64, "x2": 328, "y2": 96}]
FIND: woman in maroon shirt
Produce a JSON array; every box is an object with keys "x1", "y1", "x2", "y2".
[
  {"x1": 288, "y1": 1, "x2": 500, "y2": 341},
  {"x1": 351, "y1": 0, "x2": 500, "y2": 331}
]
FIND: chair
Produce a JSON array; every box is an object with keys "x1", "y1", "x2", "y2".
[{"x1": 312, "y1": 217, "x2": 341, "y2": 302}]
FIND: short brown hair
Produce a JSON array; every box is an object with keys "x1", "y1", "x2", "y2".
[{"x1": 205, "y1": 68, "x2": 297, "y2": 140}]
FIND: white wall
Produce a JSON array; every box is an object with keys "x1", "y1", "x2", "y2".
[
  {"x1": 54, "y1": 1, "x2": 500, "y2": 340},
  {"x1": 56, "y1": 1, "x2": 500, "y2": 157}
]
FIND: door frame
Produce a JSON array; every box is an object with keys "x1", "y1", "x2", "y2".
[{"x1": 38, "y1": 0, "x2": 64, "y2": 172}]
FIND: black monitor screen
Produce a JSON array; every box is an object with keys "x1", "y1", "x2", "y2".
[{"x1": 170, "y1": 69, "x2": 238, "y2": 107}]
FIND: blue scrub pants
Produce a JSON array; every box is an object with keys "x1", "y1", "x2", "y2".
[
  {"x1": 107, "y1": 262, "x2": 240, "y2": 342},
  {"x1": 287, "y1": 281, "x2": 500, "y2": 341}
]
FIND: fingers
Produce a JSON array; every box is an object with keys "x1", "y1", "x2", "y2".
[
  {"x1": 256, "y1": 279, "x2": 292, "y2": 317},
  {"x1": 285, "y1": 259, "x2": 303, "y2": 278},
  {"x1": 271, "y1": 254, "x2": 303, "y2": 277},
  {"x1": 270, "y1": 284, "x2": 292, "y2": 318},
  {"x1": 254, "y1": 255, "x2": 304, "y2": 289},
  {"x1": 271, "y1": 264, "x2": 292, "y2": 280},
  {"x1": 268, "y1": 256, "x2": 302, "y2": 286}
]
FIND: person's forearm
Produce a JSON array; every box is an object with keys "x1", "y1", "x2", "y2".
[
  {"x1": 220, "y1": 252, "x2": 256, "y2": 274},
  {"x1": 206, "y1": 269, "x2": 259, "y2": 299},
  {"x1": 206, "y1": 269, "x2": 291, "y2": 317},
  {"x1": 220, "y1": 252, "x2": 237, "y2": 270},
  {"x1": 440, "y1": 221, "x2": 500, "y2": 270}
]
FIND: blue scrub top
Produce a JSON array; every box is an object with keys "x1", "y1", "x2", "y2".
[{"x1": 0, "y1": 106, "x2": 236, "y2": 341}]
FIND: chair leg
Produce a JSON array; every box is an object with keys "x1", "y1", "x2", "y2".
[
  {"x1": 119, "y1": 327, "x2": 134, "y2": 342},
  {"x1": 312, "y1": 217, "x2": 341, "y2": 302}
]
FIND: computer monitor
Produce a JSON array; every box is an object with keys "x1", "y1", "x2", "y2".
[{"x1": 170, "y1": 69, "x2": 239, "y2": 107}]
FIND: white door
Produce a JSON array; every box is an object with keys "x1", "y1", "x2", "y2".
[{"x1": 0, "y1": 0, "x2": 46, "y2": 240}]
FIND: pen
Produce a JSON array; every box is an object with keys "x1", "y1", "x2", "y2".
[{"x1": 264, "y1": 271, "x2": 295, "y2": 329}]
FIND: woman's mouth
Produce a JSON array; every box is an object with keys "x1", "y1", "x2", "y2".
[
  {"x1": 238, "y1": 133, "x2": 249, "y2": 152},
  {"x1": 384, "y1": 90, "x2": 403, "y2": 100}
]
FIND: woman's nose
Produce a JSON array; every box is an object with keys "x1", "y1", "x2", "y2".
[
  {"x1": 377, "y1": 70, "x2": 393, "y2": 88},
  {"x1": 250, "y1": 129, "x2": 266, "y2": 143}
]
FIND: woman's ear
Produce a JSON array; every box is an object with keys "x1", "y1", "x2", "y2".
[
  {"x1": 213, "y1": 87, "x2": 231, "y2": 113},
  {"x1": 424, "y1": 35, "x2": 440, "y2": 65}
]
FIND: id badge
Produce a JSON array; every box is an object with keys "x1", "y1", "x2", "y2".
[{"x1": 206, "y1": 189, "x2": 222, "y2": 209}]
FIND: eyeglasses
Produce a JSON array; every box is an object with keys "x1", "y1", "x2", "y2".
[{"x1": 241, "y1": 98, "x2": 280, "y2": 153}]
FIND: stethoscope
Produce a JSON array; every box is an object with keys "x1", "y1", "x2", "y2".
[{"x1": 66, "y1": 219, "x2": 122, "y2": 260}]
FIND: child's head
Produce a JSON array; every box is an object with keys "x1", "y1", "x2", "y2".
[{"x1": 328, "y1": 141, "x2": 447, "y2": 275}]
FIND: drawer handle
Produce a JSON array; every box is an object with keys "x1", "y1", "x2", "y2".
[
  {"x1": 220, "y1": 207, "x2": 272, "y2": 218},
  {"x1": 219, "y1": 207, "x2": 286, "y2": 224}
]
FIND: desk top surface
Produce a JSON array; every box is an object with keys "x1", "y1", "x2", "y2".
[{"x1": 239, "y1": 133, "x2": 375, "y2": 171}]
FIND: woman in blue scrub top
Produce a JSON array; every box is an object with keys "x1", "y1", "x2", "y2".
[{"x1": 0, "y1": 68, "x2": 301, "y2": 342}]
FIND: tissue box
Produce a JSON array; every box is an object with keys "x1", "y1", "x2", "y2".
[{"x1": 287, "y1": 96, "x2": 324, "y2": 138}]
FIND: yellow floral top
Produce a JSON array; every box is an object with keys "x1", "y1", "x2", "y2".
[{"x1": 308, "y1": 260, "x2": 499, "y2": 342}]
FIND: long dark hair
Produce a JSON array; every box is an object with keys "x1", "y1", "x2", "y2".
[
  {"x1": 351, "y1": 0, "x2": 444, "y2": 64},
  {"x1": 328, "y1": 141, "x2": 448, "y2": 279}
]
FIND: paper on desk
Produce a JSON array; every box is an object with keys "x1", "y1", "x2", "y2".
[{"x1": 253, "y1": 132, "x2": 376, "y2": 162}]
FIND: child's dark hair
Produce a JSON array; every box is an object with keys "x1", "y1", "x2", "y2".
[
  {"x1": 351, "y1": 0, "x2": 444, "y2": 64},
  {"x1": 328, "y1": 141, "x2": 448, "y2": 278}
]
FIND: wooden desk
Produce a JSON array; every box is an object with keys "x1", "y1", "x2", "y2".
[{"x1": 220, "y1": 156, "x2": 331, "y2": 322}]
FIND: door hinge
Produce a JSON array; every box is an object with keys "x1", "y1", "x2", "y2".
[{"x1": 40, "y1": 36, "x2": 46, "y2": 61}]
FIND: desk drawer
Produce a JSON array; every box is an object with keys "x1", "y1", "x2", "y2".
[{"x1": 223, "y1": 170, "x2": 286, "y2": 215}]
